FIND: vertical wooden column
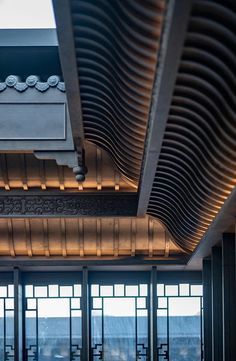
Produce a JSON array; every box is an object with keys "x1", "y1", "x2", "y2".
[
  {"x1": 211, "y1": 247, "x2": 223, "y2": 361},
  {"x1": 203, "y1": 258, "x2": 212, "y2": 361},
  {"x1": 222, "y1": 233, "x2": 236, "y2": 361},
  {"x1": 150, "y1": 266, "x2": 157, "y2": 361},
  {"x1": 81, "y1": 267, "x2": 89, "y2": 361},
  {"x1": 14, "y1": 267, "x2": 23, "y2": 361}
]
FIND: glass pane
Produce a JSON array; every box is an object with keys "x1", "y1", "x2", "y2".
[
  {"x1": 93, "y1": 298, "x2": 102, "y2": 309},
  {"x1": 38, "y1": 298, "x2": 69, "y2": 360},
  {"x1": 137, "y1": 309, "x2": 148, "y2": 360},
  {"x1": 27, "y1": 299, "x2": 36, "y2": 310},
  {"x1": 6, "y1": 309, "x2": 14, "y2": 359},
  {"x1": 60, "y1": 286, "x2": 73, "y2": 297},
  {"x1": 100, "y1": 286, "x2": 113, "y2": 297},
  {"x1": 25, "y1": 285, "x2": 33, "y2": 298},
  {"x1": 91, "y1": 309, "x2": 102, "y2": 356},
  {"x1": 91, "y1": 285, "x2": 99, "y2": 297},
  {"x1": 137, "y1": 298, "x2": 146, "y2": 309},
  {"x1": 103, "y1": 298, "x2": 136, "y2": 361},
  {"x1": 0, "y1": 286, "x2": 7, "y2": 297},
  {"x1": 25, "y1": 310, "x2": 36, "y2": 351},
  {"x1": 191, "y1": 285, "x2": 203, "y2": 297},
  {"x1": 8, "y1": 285, "x2": 14, "y2": 298},
  {"x1": 74, "y1": 285, "x2": 82, "y2": 297},
  {"x1": 49, "y1": 285, "x2": 58, "y2": 297},
  {"x1": 165, "y1": 285, "x2": 178, "y2": 296},
  {"x1": 126, "y1": 286, "x2": 138, "y2": 297},
  {"x1": 179, "y1": 284, "x2": 190, "y2": 296},
  {"x1": 35, "y1": 286, "x2": 47, "y2": 298},
  {"x1": 114, "y1": 284, "x2": 124, "y2": 297},
  {"x1": 158, "y1": 297, "x2": 167, "y2": 309},
  {"x1": 168, "y1": 297, "x2": 202, "y2": 361},
  {"x1": 140, "y1": 284, "x2": 148, "y2": 297},
  {"x1": 5, "y1": 298, "x2": 14, "y2": 310},
  {"x1": 72, "y1": 310, "x2": 82, "y2": 360},
  {"x1": 71, "y1": 298, "x2": 80, "y2": 309},
  {"x1": 157, "y1": 309, "x2": 168, "y2": 360},
  {"x1": 157, "y1": 284, "x2": 164, "y2": 296}
]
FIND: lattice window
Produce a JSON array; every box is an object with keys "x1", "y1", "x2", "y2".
[
  {"x1": 90, "y1": 283, "x2": 149, "y2": 361},
  {"x1": 0, "y1": 285, "x2": 14, "y2": 361},
  {"x1": 156, "y1": 283, "x2": 203, "y2": 361},
  {"x1": 24, "y1": 283, "x2": 82, "y2": 361}
]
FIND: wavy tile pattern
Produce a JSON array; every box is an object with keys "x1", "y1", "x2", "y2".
[
  {"x1": 71, "y1": 0, "x2": 165, "y2": 184},
  {"x1": 148, "y1": 0, "x2": 236, "y2": 252},
  {"x1": 0, "y1": 75, "x2": 65, "y2": 92}
]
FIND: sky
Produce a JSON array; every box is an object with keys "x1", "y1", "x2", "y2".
[{"x1": 0, "y1": 0, "x2": 55, "y2": 28}]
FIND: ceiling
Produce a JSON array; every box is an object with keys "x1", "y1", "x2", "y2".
[{"x1": 0, "y1": 0, "x2": 236, "y2": 268}]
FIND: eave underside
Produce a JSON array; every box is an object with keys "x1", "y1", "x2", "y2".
[{"x1": 0, "y1": 0, "x2": 236, "y2": 266}]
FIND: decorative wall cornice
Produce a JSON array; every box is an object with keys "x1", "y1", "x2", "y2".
[
  {"x1": 0, "y1": 75, "x2": 65, "y2": 92},
  {"x1": 0, "y1": 193, "x2": 137, "y2": 217}
]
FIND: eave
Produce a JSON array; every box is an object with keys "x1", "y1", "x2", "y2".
[{"x1": 0, "y1": 1, "x2": 236, "y2": 267}]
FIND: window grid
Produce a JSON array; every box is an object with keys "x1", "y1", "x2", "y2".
[
  {"x1": 0, "y1": 274, "x2": 204, "y2": 361},
  {"x1": 0, "y1": 285, "x2": 14, "y2": 361},
  {"x1": 90, "y1": 283, "x2": 149, "y2": 361},
  {"x1": 156, "y1": 283, "x2": 203, "y2": 361},
  {"x1": 24, "y1": 284, "x2": 82, "y2": 361}
]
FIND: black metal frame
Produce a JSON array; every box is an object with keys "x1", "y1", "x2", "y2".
[{"x1": 0, "y1": 269, "x2": 202, "y2": 361}]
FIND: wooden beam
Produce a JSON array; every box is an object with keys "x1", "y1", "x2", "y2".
[
  {"x1": 0, "y1": 257, "x2": 186, "y2": 270},
  {"x1": 137, "y1": 0, "x2": 192, "y2": 215},
  {"x1": 52, "y1": 0, "x2": 84, "y2": 144},
  {"x1": 222, "y1": 233, "x2": 236, "y2": 361},
  {"x1": 0, "y1": 192, "x2": 138, "y2": 217}
]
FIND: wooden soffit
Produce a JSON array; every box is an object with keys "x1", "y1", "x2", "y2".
[
  {"x1": 0, "y1": 142, "x2": 135, "y2": 192},
  {"x1": 0, "y1": 216, "x2": 182, "y2": 259}
]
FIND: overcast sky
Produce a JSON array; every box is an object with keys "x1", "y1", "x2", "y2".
[{"x1": 0, "y1": 0, "x2": 55, "y2": 28}]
